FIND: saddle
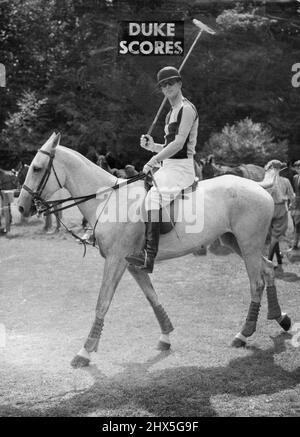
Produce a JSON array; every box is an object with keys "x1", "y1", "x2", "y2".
[{"x1": 144, "y1": 177, "x2": 199, "y2": 235}]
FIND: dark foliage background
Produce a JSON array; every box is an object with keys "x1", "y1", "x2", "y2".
[{"x1": 0, "y1": 0, "x2": 299, "y2": 169}]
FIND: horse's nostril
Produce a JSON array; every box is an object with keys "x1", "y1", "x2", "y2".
[{"x1": 18, "y1": 206, "x2": 24, "y2": 214}]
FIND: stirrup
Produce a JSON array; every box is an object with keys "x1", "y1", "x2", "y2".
[
  {"x1": 126, "y1": 249, "x2": 155, "y2": 273},
  {"x1": 126, "y1": 249, "x2": 147, "y2": 266},
  {"x1": 139, "y1": 249, "x2": 154, "y2": 273},
  {"x1": 140, "y1": 250, "x2": 155, "y2": 273}
]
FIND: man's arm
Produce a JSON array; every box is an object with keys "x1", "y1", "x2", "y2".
[{"x1": 151, "y1": 143, "x2": 164, "y2": 153}]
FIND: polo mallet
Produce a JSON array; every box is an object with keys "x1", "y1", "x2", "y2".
[
  {"x1": 146, "y1": 18, "x2": 216, "y2": 137},
  {"x1": 145, "y1": 19, "x2": 216, "y2": 237}
]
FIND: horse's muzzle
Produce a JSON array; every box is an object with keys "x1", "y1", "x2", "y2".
[
  {"x1": 18, "y1": 202, "x2": 37, "y2": 217},
  {"x1": 18, "y1": 205, "x2": 24, "y2": 215}
]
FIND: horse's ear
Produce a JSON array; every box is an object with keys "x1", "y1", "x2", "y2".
[
  {"x1": 43, "y1": 132, "x2": 56, "y2": 148},
  {"x1": 52, "y1": 132, "x2": 61, "y2": 149}
]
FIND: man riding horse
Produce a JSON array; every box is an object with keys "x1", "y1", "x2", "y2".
[{"x1": 126, "y1": 66, "x2": 199, "y2": 273}]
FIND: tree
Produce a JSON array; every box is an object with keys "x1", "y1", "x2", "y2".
[
  {"x1": 1, "y1": 90, "x2": 48, "y2": 153},
  {"x1": 0, "y1": 0, "x2": 299, "y2": 169},
  {"x1": 202, "y1": 117, "x2": 288, "y2": 166}
]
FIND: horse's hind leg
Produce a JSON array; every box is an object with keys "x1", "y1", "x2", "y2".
[
  {"x1": 219, "y1": 233, "x2": 263, "y2": 347},
  {"x1": 127, "y1": 264, "x2": 174, "y2": 350},
  {"x1": 224, "y1": 230, "x2": 291, "y2": 346},
  {"x1": 54, "y1": 210, "x2": 62, "y2": 232},
  {"x1": 232, "y1": 249, "x2": 265, "y2": 348},
  {"x1": 261, "y1": 256, "x2": 291, "y2": 332}
]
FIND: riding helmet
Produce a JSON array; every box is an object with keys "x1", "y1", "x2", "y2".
[{"x1": 157, "y1": 66, "x2": 181, "y2": 85}]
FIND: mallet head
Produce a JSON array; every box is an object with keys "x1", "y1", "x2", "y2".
[{"x1": 193, "y1": 18, "x2": 216, "y2": 35}]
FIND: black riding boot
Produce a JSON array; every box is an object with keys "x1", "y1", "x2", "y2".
[{"x1": 125, "y1": 209, "x2": 161, "y2": 273}]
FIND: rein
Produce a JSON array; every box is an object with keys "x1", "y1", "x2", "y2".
[
  {"x1": 41, "y1": 171, "x2": 146, "y2": 216},
  {"x1": 22, "y1": 148, "x2": 146, "y2": 255}
]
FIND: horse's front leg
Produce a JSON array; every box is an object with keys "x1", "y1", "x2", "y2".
[
  {"x1": 127, "y1": 264, "x2": 174, "y2": 350},
  {"x1": 54, "y1": 209, "x2": 62, "y2": 232},
  {"x1": 71, "y1": 254, "x2": 127, "y2": 368}
]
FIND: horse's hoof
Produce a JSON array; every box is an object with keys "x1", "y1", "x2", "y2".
[
  {"x1": 157, "y1": 341, "x2": 171, "y2": 351},
  {"x1": 231, "y1": 338, "x2": 246, "y2": 348},
  {"x1": 279, "y1": 314, "x2": 291, "y2": 332},
  {"x1": 71, "y1": 354, "x2": 90, "y2": 368}
]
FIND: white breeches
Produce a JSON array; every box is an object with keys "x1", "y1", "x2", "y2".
[{"x1": 145, "y1": 158, "x2": 195, "y2": 211}]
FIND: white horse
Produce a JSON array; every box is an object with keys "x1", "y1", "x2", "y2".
[{"x1": 18, "y1": 133, "x2": 291, "y2": 368}]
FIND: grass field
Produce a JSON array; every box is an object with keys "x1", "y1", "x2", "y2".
[{"x1": 0, "y1": 201, "x2": 300, "y2": 417}]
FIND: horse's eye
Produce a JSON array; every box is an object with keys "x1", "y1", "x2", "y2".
[{"x1": 33, "y1": 166, "x2": 42, "y2": 173}]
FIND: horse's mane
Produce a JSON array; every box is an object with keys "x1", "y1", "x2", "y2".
[
  {"x1": 57, "y1": 146, "x2": 122, "y2": 182},
  {"x1": 58, "y1": 146, "x2": 105, "y2": 171}
]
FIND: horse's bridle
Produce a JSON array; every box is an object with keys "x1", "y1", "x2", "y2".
[{"x1": 22, "y1": 149, "x2": 63, "y2": 212}]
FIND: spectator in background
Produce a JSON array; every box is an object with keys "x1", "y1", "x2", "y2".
[
  {"x1": 265, "y1": 160, "x2": 295, "y2": 274},
  {"x1": 86, "y1": 149, "x2": 100, "y2": 164},
  {"x1": 290, "y1": 160, "x2": 300, "y2": 250},
  {"x1": 105, "y1": 151, "x2": 123, "y2": 170},
  {"x1": 0, "y1": 190, "x2": 13, "y2": 235},
  {"x1": 124, "y1": 164, "x2": 138, "y2": 178},
  {"x1": 279, "y1": 160, "x2": 297, "y2": 192}
]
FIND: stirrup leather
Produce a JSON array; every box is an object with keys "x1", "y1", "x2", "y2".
[{"x1": 142, "y1": 248, "x2": 149, "y2": 268}]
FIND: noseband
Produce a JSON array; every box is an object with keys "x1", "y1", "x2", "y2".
[{"x1": 22, "y1": 149, "x2": 63, "y2": 211}]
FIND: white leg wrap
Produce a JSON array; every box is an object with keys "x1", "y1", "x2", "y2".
[
  {"x1": 159, "y1": 334, "x2": 170, "y2": 344},
  {"x1": 77, "y1": 347, "x2": 91, "y2": 360},
  {"x1": 235, "y1": 332, "x2": 247, "y2": 343}
]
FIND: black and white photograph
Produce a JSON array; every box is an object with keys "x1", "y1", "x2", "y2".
[{"x1": 0, "y1": 0, "x2": 300, "y2": 419}]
